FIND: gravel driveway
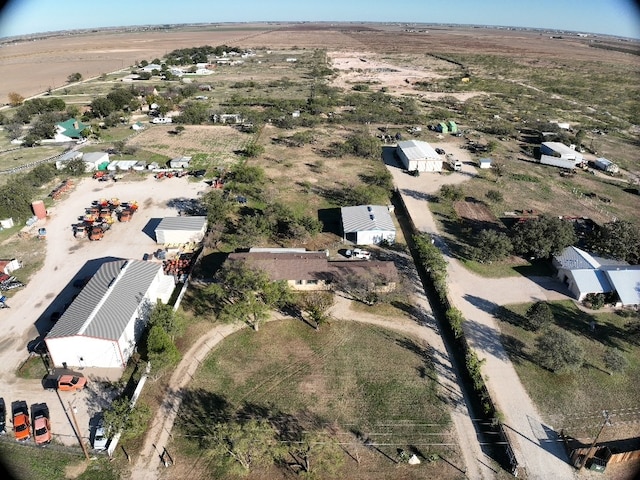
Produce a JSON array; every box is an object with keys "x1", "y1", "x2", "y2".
[
  {"x1": 0, "y1": 174, "x2": 207, "y2": 450},
  {"x1": 386, "y1": 146, "x2": 579, "y2": 480}
]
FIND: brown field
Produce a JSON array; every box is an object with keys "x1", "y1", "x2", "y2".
[
  {"x1": 454, "y1": 199, "x2": 501, "y2": 226},
  {"x1": 1, "y1": 23, "x2": 637, "y2": 103}
]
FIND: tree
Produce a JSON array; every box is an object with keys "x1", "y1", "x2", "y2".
[
  {"x1": 8, "y1": 92, "x2": 25, "y2": 106},
  {"x1": 525, "y1": 301, "x2": 553, "y2": 331},
  {"x1": 146, "y1": 325, "x2": 181, "y2": 377},
  {"x1": 67, "y1": 72, "x2": 82, "y2": 83},
  {"x1": 4, "y1": 122, "x2": 23, "y2": 140},
  {"x1": 288, "y1": 432, "x2": 344, "y2": 478},
  {"x1": 468, "y1": 229, "x2": 512, "y2": 263},
  {"x1": 64, "y1": 158, "x2": 87, "y2": 176},
  {"x1": 485, "y1": 189, "x2": 503, "y2": 203},
  {"x1": 298, "y1": 291, "x2": 334, "y2": 330},
  {"x1": 103, "y1": 398, "x2": 152, "y2": 441},
  {"x1": 207, "y1": 419, "x2": 282, "y2": 474},
  {"x1": 90, "y1": 97, "x2": 116, "y2": 118},
  {"x1": 243, "y1": 142, "x2": 265, "y2": 158},
  {"x1": 148, "y1": 300, "x2": 184, "y2": 340},
  {"x1": 535, "y1": 326, "x2": 584, "y2": 373},
  {"x1": 587, "y1": 220, "x2": 640, "y2": 265},
  {"x1": 439, "y1": 184, "x2": 464, "y2": 202},
  {"x1": 603, "y1": 348, "x2": 628, "y2": 374},
  {"x1": 511, "y1": 215, "x2": 577, "y2": 259},
  {"x1": 208, "y1": 261, "x2": 291, "y2": 331}
]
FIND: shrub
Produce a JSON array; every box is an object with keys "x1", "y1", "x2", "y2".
[
  {"x1": 603, "y1": 348, "x2": 628, "y2": 374},
  {"x1": 535, "y1": 326, "x2": 584, "y2": 373},
  {"x1": 525, "y1": 301, "x2": 554, "y2": 331}
]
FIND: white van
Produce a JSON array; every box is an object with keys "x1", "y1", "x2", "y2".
[{"x1": 152, "y1": 117, "x2": 172, "y2": 124}]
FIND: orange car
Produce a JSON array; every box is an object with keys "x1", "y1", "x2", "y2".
[
  {"x1": 57, "y1": 374, "x2": 87, "y2": 391},
  {"x1": 34, "y1": 413, "x2": 51, "y2": 446},
  {"x1": 12, "y1": 401, "x2": 30, "y2": 442}
]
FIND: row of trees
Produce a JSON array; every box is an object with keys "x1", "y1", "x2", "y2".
[{"x1": 0, "y1": 163, "x2": 57, "y2": 221}]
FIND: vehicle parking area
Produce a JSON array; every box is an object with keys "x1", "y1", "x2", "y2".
[{"x1": 0, "y1": 174, "x2": 208, "y2": 449}]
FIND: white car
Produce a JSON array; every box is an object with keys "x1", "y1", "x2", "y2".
[
  {"x1": 351, "y1": 248, "x2": 371, "y2": 260},
  {"x1": 93, "y1": 423, "x2": 108, "y2": 451}
]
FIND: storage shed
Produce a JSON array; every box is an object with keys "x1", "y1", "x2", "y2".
[
  {"x1": 396, "y1": 140, "x2": 442, "y2": 172},
  {"x1": 82, "y1": 152, "x2": 109, "y2": 172},
  {"x1": 169, "y1": 156, "x2": 192, "y2": 169},
  {"x1": 341, "y1": 205, "x2": 396, "y2": 245},
  {"x1": 155, "y1": 216, "x2": 207, "y2": 245},
  {"x1": 540, "y1": 142, "x2": 584, "y2": 163},
  {"x1": 479, "y1": 158, "x2": 492, "y2": 169},
  {"x1": 45, "y1": 259, "x2": 175, "y2": 369}
]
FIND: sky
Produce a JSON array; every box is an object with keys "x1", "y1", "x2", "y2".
[{"x1": 0, "y1": 0, "x2": 638, "y2": 39}]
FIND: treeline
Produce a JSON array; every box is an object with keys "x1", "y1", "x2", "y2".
[
  {"x1": 0, "y1": 163, "x2": 58, "y2": 222},
  {"x1": 164, "y1": 45, "x2": 242, "y2": 65}
]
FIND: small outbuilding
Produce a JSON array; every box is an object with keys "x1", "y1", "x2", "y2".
[
  {"x1": 341, "y1": 205, "x2": 396, "y2": 245},
  {"x1": 396, "y1": 140, "x2": 442, "y2": 172},
  {"x1": 154, "y1": 216, "x2": 208, "y2": 245},
  {"x1": 82, "y1": 152, "x2": 109, "y2": 172},
  {"x1": 169, "y1": 156, "x2": 192, "y2": 169},
  {"x1": 45, "y1": 259, "x2": 175, "y2": 369},
  {"x1": 479, "y1": 158, "x2": 492, "y2": 169}
]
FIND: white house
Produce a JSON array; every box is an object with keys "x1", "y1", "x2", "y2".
[
  {"x1": 553, "y1": 246, "x2": 640, "y2": 306},
  {"x1": 45, "y1": 259, "x2": 175, "y2": 369},
  {"x1": 341, "y1": 205, "x2": 396, "y2": 245},
  {"x1": 169, "y1": 156, "x2": 192, "y2": 169},
  {"x1": 396, "y1": 140, "x2": 443, "y2": 172},
  {"x1": 140, "y1": 63, "x2": 162, "y2": 72},
  {"x1": 155, "y1": 216, "x2": 208, "y2": 245},
  {"x1": 82, "y1": 152, "x2": 109, "y2": 172}
]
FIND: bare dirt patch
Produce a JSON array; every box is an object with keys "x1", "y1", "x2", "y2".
[{"x1": 454, "y1": 199, "x2": 500, "y2": 225}]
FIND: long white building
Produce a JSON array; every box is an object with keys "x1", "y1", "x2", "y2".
[{"x1": 45, "y1": 259, "x2": 175, "y2": 369}]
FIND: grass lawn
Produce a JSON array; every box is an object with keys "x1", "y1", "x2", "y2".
[
  {"x1": 495, "y1": 301, "x2": 639, "y2": 441},
  {"x1": 170, "y1": 319, "x2": 463, "y2": 480}
]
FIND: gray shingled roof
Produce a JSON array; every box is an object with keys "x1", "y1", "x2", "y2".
[
  {"x1": 47, "y1": 260, "x2": 162, "y2": 341},
  {"x1": 156, "y1": 216, "x2": 207, "y2": 232},
  {"x1": 341, "y1": 205, "x2": 395, "y2": 234}
]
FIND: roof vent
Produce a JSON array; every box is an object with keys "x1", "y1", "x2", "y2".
[
  {"x1": 370, "y1": 214, "x2": 375, "y2": 220},
  {"x1": 367, "y1": 206, "x2": 372, "y2": 212}
]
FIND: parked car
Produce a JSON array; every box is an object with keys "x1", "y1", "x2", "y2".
[
  {"x1": 351, "y1": 248, "x2": 371, "y2": 260},
  {"x1": 11, "y1": 401, "x2": 30, "y2": 442},
  {"x1": 435, "y1": 148, "x2": 445, "y2": 155},
  {"x1": 43, "y1": 371, "x2": 87, "y2": 391},
  {"x1": 0, "y1": 398, "x2": 6, "y2": 434},
  {"x1": 93, "y1": 421, "x2": 109, "y2": 451},
  {"x1": 33, "y1": 405, "x2": 51, "y2": 446},
  {"x1": 57, "y1": 373, "x2": 87, "y2": 391}
]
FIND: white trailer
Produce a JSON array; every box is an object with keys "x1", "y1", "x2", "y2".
[{"x1": 539, "y1": 155, "x2": 579, "y2": 169}]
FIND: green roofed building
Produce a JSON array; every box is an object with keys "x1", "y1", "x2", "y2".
[
  {"x1": 447, "y1": 120, "x2": 458, "y2": 133},
  {"x1": 54, "y1": 118, "x2": 89, "y2": 142}
]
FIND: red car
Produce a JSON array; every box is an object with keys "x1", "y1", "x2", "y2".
[
  {"x1": 12, "y1": 401, "x2": 30, "y2": 442},
  {"x1": 34, "y1": 414, "x2": 51, "y2": 446},
  {"x1": 57, "y1": 374, "x2": 87, "y2": 391}
]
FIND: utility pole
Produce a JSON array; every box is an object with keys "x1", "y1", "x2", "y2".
[
  {"x1": 69, "y1": 401, "x2": 90, "y2": 461},
  {"x1": 579, "y1": 410, "x2": 611, "y2": 470}
]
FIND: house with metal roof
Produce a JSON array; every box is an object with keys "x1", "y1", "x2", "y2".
[
  {"x1": 53, "y1": 118, "x2": 89, "y2": 142},
  {"x1": 45, "y1": 259, "x2": 175, "y2": 369},
  {"x1": 155, "y1": 216, "x2": 207, "y2": 245},
  {"x1": 341, "y1": 205, "x2": 396, "y2": 245},
  {"x1": 396, "y1": 140, "x2": 442, "y2": 172},
  {"x1": 553, "y1": 246, "x2": 640, "y2": 306}
]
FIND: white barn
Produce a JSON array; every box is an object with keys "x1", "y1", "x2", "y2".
[
  {"x1": 341, "y1": 205, "x2": 396, "y2": 245},
  {"x1": 82, "y1": 152, "x2": 109, "y2": 171},
  {"x1": 169, "y1": 156, "x2": 192, "y2": 169},
  {"x1": 540, "y1": 142, "x2": 584, "y2": 163},
  {"x1": 45, "y1": 260, "x2": 175, "y2": 369},
  {"x1": 396, "y1": 140, "x2": 442, "y2": 172},
  {"x1": 155, "y1": 216, "x2": 208, "y2": 245}
]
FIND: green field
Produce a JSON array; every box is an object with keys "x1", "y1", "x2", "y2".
[{"x1": 171, "y1": 319, "x2": 462, "y2": 480}]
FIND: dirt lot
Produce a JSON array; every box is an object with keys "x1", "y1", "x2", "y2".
[
  {"x1": 1, "y1": 23, "x2": 634, "y2": 104},
  {"x1": 454, "y1": 199, "x2": 501, "y2": 226},
  {"x1": 0, "y1": 174, "x2": 208, "y2": 448}
]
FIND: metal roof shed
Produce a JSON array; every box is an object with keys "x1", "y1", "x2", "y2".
[
  {"x1": 155, "y1": 216, "x2": 207, "y2": 245},
  {"x1": 396, "y1": 140, "x2": 442, "y2": 172},
  {"x1": 341, "y1": 205, "x2": 396, "y2": 245},
  {"x1": 45, "y1": 259, "x2": 174, "y2": 369}
]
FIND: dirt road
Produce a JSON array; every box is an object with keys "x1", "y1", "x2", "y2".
[{"x1": 386, "y1": 148, "x2": 579, "y2": 480}]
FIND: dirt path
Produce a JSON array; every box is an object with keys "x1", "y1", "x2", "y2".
[{"x1": 387, "y1": 156, "x2": 579, "y2": 480}]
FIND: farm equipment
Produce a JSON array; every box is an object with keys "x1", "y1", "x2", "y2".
[
  {"x1": 93, "y1": 171, "x2": 106, "y2": 180},
  {"x1": 0, "y1": 296, "x2": 8, "y2": 308},
  {"x1": 89, "y1": 225, "x2": 104, "y2": 241}
]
